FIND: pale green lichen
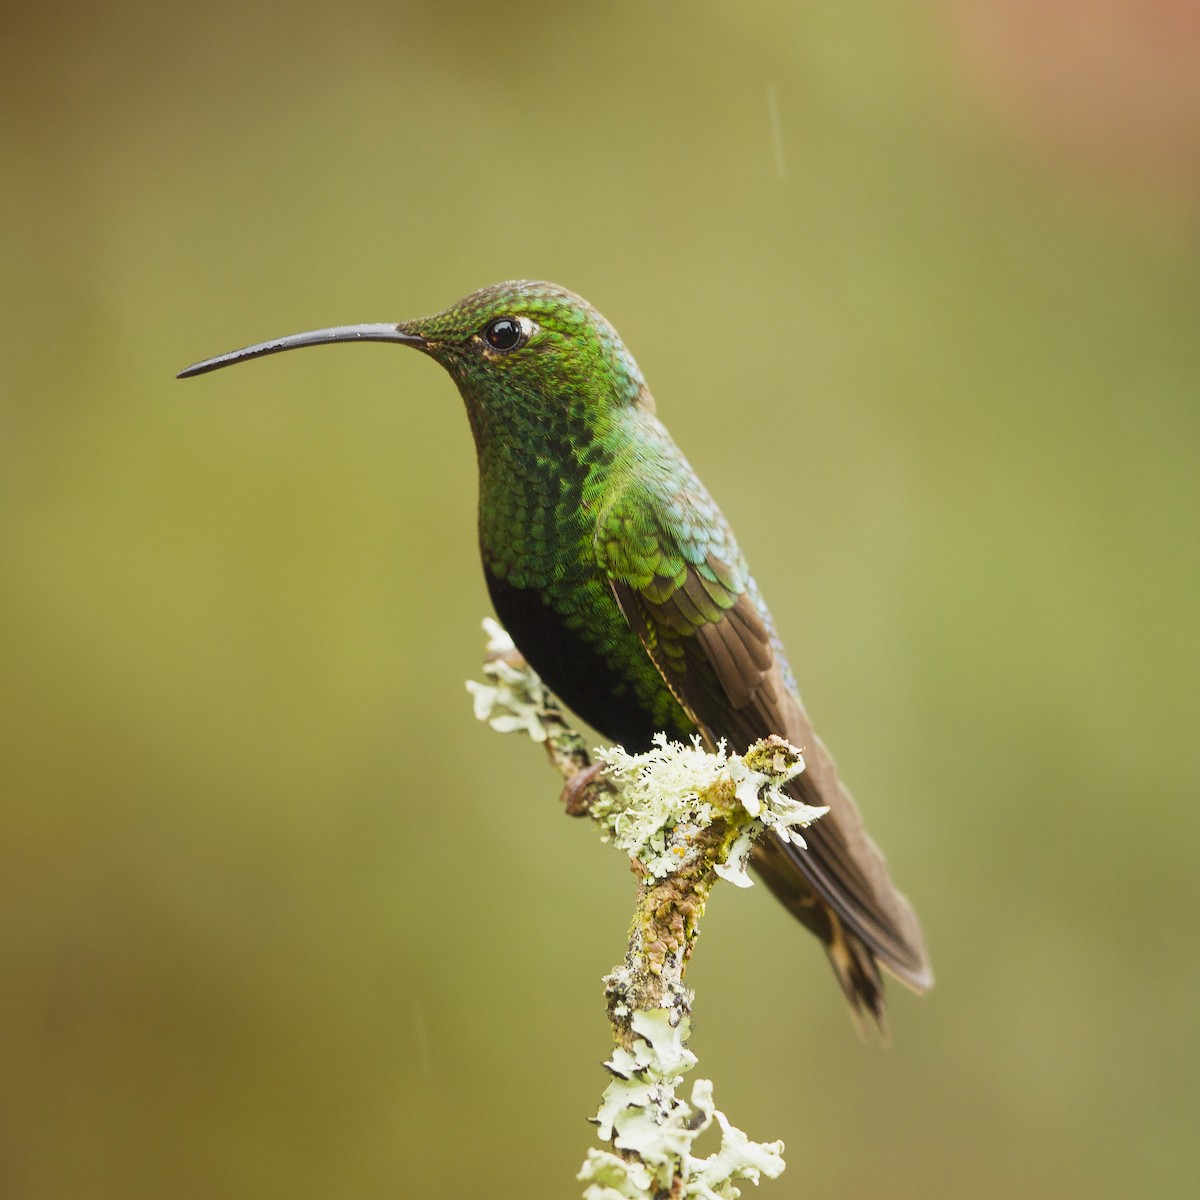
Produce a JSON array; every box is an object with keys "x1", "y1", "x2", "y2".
[
  {"x1": 464, "y1": 618, "x2": 550, "y2": 741},
  {"x1": 594, "y1": 734, "x2": 824, "y2": 887},
  {"x1": 583, "y1": 1009, "x2": 785, "y2": 1200},
  {"x1": 577, "y1": 1149, "x2": 654, "y2": 1200}
]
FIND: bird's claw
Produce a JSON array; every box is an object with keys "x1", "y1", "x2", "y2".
[{"x1": 561, "y1": 761, "x2": 605, "y2": 817}]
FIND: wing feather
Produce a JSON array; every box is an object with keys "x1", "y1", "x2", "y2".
[{"x1": 598, "y1": 486, "x2": 932, "y2": 997}]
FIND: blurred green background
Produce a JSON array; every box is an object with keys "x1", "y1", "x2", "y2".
[{"x1": 3, "y1": 2, "x2": 1198, "y2": 1197}]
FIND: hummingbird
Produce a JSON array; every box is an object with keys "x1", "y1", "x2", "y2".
[{"x1": 179, "y1": 281, "x2": 932, "y2": 1032}]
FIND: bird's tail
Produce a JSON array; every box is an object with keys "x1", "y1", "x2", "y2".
[
  {"x1": 824, "y1": 910, "x2": 889, "y2": 1039},
  {"x1": 751, "y1": 833, "x2": 931, "y2": 1038}
]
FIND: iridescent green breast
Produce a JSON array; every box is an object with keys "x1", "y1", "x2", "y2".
[{"x1": 474, "y1": 407, "x2": 694, "y2": 748}]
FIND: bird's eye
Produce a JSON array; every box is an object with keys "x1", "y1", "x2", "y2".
[{"x1": 483, "y1": 317, "x2": 525, "y2": 352}]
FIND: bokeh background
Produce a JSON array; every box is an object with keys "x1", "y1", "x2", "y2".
[{"x1": 3, "y1": 3, "x2": 1198, "y2": 1197}]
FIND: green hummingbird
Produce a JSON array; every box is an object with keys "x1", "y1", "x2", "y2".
[{"x1": 179, "y1": 281, "x2": 932, "y2": 1032}]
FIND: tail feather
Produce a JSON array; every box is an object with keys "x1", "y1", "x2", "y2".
[
  {"x1": 825, "y1": 911, "x2": 887, "y2": 1039},
  {"x1": 752, "y1": 834, "x2": 931, "y2": 1037}
]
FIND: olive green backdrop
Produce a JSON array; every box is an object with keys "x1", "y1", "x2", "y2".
[{"x1": 3, "y1": 3, "x2": 1197, "y2": 1197}]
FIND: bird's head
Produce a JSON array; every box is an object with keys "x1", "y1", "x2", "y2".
[{"x1": 403, "y1": 281, "x2": 648, "y2": 408}]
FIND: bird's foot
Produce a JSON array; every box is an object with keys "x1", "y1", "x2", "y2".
[{"x1": 561, "y1": 761, "x2": 605, "y2": 817}]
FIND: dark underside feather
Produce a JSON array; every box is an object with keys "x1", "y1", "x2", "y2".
[{"x1": 485, "y1": 571, "x2": 692, "y2": 752}]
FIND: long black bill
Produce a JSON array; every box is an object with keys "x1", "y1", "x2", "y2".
[{"x1": 177, "y1": 324, "x2": 426, "y2": 379}]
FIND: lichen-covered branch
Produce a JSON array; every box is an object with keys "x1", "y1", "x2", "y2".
[{"x1": 467, "y1": 618, "x2": 827, "y2": 1200}]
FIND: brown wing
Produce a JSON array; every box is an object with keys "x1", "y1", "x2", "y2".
[{"x1": 606, "y1": 554, "x2": 933, "y2": 1025}]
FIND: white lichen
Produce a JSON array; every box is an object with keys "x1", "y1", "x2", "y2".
[
  {"x1": 464, "y1": 618, "x2": 550, "y2": 741},
  {"x1": 577, "y1": 1149, "x2": 654, "y2": 1200},
  {"x1": 583, "y1": 1009, "x2": 785, "y2": 1200},
  {"x1": 593, "y1": 733, "x2": 824, "y2": 886}
]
